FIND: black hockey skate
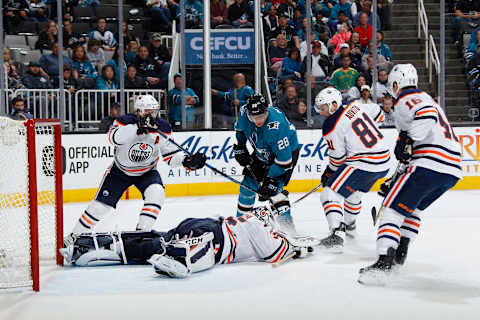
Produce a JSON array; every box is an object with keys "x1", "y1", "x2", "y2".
[
  {"x1": 319, "y1": 223, "x2": 346, "y2": 252},
  {"x1": 358, "y1": 247, "x2": 396, "y2": 286},
  {"x1": 394, "y1": 237, "x2": 410, "y2": 265},
  {"x1": 345, "y1": 221, "x2": 356, "y2": 238}
]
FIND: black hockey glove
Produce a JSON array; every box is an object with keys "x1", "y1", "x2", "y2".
[
  {"x1": 394, "y1": 131, "x2": 413, "y2": 164},
  {"x1": 233, "y1": 144, "x2": 251, "y2": 167},
  {"x1": 378, "y1": 177, "x2": 393, "y2": 197},
  {"x1": 137, "y1": 114, "x2": 159, "y2": 135},
  {"x1": 258, "y1": 177, "x2": 280, "y2": 202},
  {"x1": 321, "y1": 167, "x2": 334, "y2": 187},
  {"x1": 182, "y1": 152, "x2": 207, "y2": 171}
]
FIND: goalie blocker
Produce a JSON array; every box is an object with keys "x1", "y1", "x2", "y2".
[{"x1": 60, "y1": 207, "x2": 318, "y2": 278}]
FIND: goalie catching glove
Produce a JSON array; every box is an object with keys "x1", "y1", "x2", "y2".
[{"x1": 182, "y1": 152, "x2": 207, "y2": 170}]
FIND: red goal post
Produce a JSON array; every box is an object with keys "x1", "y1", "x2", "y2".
[{"x1": 0, "y1": 118, "x2": 63, "y2": 292}]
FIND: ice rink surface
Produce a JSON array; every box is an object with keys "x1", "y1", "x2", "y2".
[{"x1": 1, "y1": 190, "x2": 480, "y2": 320}]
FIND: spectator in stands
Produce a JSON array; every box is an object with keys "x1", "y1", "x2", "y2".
[
  {"x1": 72, "y1": 45, "x2": 98, "y2": 88},
  {"x1": 39, "y1": 42, "x2": 75, "y2": 79},
  {"x1": 228, "y1": 0, "x2": 253, "y2": 28},
  {"x1": 3, "y1": 48, "x2": 19, "y2": 79},
  {"x1": 116, "y1": 22, "x2": 137, "y2": 46},
  {"x1": 357, "y1": 84, "x2": 374, "y2": 105},
  {"x1": 465, "y1": 28, "x2": 480, "y2": 61},
  {"x1": 329, "y1": 23, "x2": 352, "y2": 54},
  {"x1": 349, "y1": 31, "x2": 363, "y2": 60},
  {"x1": 329, "y1": 10, "x2": 353, "y2": 36},
  {"x1": 334, "y1": 43, "x2": 362, "y2": 72},
  {"x1": 264, "y1": 5, "x2": 279, "y2": 39},
  {"x1": 329, "y1": 55, "x2": 359, "y2": 97},
  {"x1": 288, "y1": 99, "x2": 309, "y2": 128},
  {"x1": 212, "y1": 73, "x2": 254, "y2": 116},
  {"x1": 276, "y1": 77, "x2": 294, "y2": 99},
  {"x1": 363, "y1": 31, "x2": 392, "y2": 61},
  {"x1": 22, "y1": 62, "x2": 51, "y2": 89},
  {"x1": 269, "y1": 34, "x2": 289, "y2": 73},
  {"x1": 125, "y1": 65, "x2": 149, "y2": 89},
  {"x1": 363, "y1": 55, "x2": 376, "y2": 84},
  {"x1": 89, "y1": 18, "x2": 117, "y2": 52},
  {"x1": 377, "y1": 0, "x2": 392, "y2": 31},
  {"x1": 168, "y1": 73, "x2": 199, "y2": 129},
  {"x1": 301, "y1": 40, "x2": 330, "y2": 82},
  {"x1": 291, "y1": 8, "x2": 304, "y2": 31},
  {"x1": 126, "y1": 40, "x2": 139, "y2": 65},
  {"x1": 330, "y1": 0, "x2": 352, "y2": 22},
  {"x1": 297, "y1": 18, "x2": 319, "y2": 42},
  {"x1": 5, "y1": 61, "x2": 24, "y2": 90},
  {"x1": 95, "y1": 65, "x2": 118, "y2": 90},
  {"x1": 77, "y1": 0, "x2": 100, "y2": 6},
  {"x1": 86, "y1": 39, "x2": 105, "y2": 69},
  {"x1": 147, "y1": 0, "x2": 173, "y2": 29},
  {"x1": 467, "y1": 43, "x2": 480, "y2": 73},
  {"x1": 146, "y1": 33, "x2": 171, "y2": 82},
  {"x1": 297, "y1": 74, "x2": 325, "y2": 105},
  {"x1": 107, "y1": 47, "x2": 127, "y2": 82},
  {"x1": 53, "y1": 64, "x2": 81, "y2": 94},
  {"x1": 35, "y1": 20, "x2": 58, "y2": 51},
  {"x1": 63, "y1": 19, "x2": 86, "y2": 50},
  {"x1": 4, "y1": 0, "x2": 29, "y2": 34},
  {"x1": 346, "y1": 74, "x2": 367, "y2": 101},
  {"x1": 361, "y1": 41, "x2": 389, "y2": 71},
  {"x1": 211, "y1": 0, "x2": 229, "y2": 27},
  {"x1": 455, "y1": 0, "x2": 480, "y2": 48},
  {"x1": 354, "y1": 12, "x2": 372, "y2": 49},
  {"x1": 277, "y1": 0, "x2": 297, "y2": 19},
  {"x1": 311, "y1": 0, "x2": 331, "y2": 17},
  {"x1": 300, "y1": 32, "x2": 328, "y2": 60},
  {"x1": 314, "y1": 12, "x2": 332, "y2": 42},
  {"x1": 277, "y1": 84, "x2": 299, "y2": 114},
  {"x1": 9, "y1": 97, "x2": 33, "y2": 120},
  {"x1": 100, "y1": 102, "x2": 121, "y2": 133},
  {"x1": 28, "y1": 0, "x2": 48, "y2": 22},
  {"x1": 134, "y1": 46, "x2": 166, "y2": 89},
  {"x1": 273, "y1": 14, "x2": 299, "y2": 48},
  {"x1": 184, "y1": 0, "x2": 204, "y2": 29},
  {"x1": 381, "y1": 94, "x2": 395, "y2": 127},
  {"x1": 353, "y1": 0, "x2": 381, "y2": 29},
  {"x1": 374, "y1": 67, "x2": 389, "y2": 100},
  {"x1": 280, "y1": 47, "x2": 302, "y2": 81}
]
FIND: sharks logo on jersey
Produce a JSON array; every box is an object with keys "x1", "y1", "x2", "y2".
[
  {"x1": 128, "y1": 143, "x2": 154, "y2": 162},
  {"x1": 267, "y1": 121, "x2": 280, "y2": 130}
]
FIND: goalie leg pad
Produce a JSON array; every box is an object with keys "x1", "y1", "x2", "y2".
[
  {"x1": 61, "y1": 233, "x2": 124, "y2": 266},
  {"x1": 72, "y1": 200, "x2": 114, "y2": 235},
  {"x1": 320, "y1": 187, "x2": 344, "y2": 230},
  {"x1": 122, "y1": 231, "x2": 166, "y2": 264},
  {"x1": 136, "y1": 183, "x2": 165, "y2": 231}
]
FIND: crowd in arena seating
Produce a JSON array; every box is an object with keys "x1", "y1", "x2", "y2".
[{"x1": 3, "y1": 0, "x2": 397, "y2": 129}]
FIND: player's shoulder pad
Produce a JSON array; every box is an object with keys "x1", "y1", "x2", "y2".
[
  {"x1": 116, "y1": 113, "x2": 138, "y2": 125},
  {"x1": 322, "y1": 105, "x2": 346, "y2": 136},
  {"x1": 393, "y1": 89, "x2": 424, "y2": 108},
  {"x1": 265, "y1": 107, "x2": 291, "y2": 135},
  {"x1": 155, "y1": 118, "x2": 172, "y2": 134}
]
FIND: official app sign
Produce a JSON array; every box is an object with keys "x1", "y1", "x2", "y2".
[{"x1": 185, "y1": 29, "x2": 254, "y2": 65}]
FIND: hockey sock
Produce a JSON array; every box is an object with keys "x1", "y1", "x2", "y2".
[
  {"x1": 376, "y1": 208, "x2": 405, "y2": 256},
  {"x1": 400, "y1": 209, "x2": 422, "y2": 242},
  {"x1": 137, "y1": 184, "x2": 165, "y2": 231},
  {"x1": 72, "y1": 200, "x2": 113, "y2": 234},
  {"x1": 320, "y1": 187, "x2": 344, "y2": 230},
  {"x1": 344, "y1": 199, "x2": 361, "y2": 226}
]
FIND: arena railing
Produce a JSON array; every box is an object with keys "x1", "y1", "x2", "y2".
[{"x1": 74, "y1": 89, "x2": 166, "y2": 130}]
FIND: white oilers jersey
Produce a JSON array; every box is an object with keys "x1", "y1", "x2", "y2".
[
  {"x1": 107, "y1": 114, "x2": 186, "y2": 176},
  {"x1": 392, "y1": 90, "x2": 462, "y2": 178},
  {"x1": 218, "y1": 214, "x2": 292, "y2": 264},
  {"x1": 322, "y1": 100, "x2": 391, "y2": 173}
]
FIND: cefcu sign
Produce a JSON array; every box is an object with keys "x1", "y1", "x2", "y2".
[{"x1": 185, "y1": 29, "x2": 254, "y2": 65}]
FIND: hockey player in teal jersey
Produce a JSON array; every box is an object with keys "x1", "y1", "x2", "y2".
[{"x1": 233, "y1": 93, "x2": 300, "y2": 233}]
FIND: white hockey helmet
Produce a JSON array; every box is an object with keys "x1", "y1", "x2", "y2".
[
  {"x1": 314, "y1": 87, "x2": 343, "y2": 115},
  {"x1": 135, "y1": 94, "x2": 160, "y2": 115},
  {"x1": 387, "y1": 64, "x2": 418, "y2": 98}
]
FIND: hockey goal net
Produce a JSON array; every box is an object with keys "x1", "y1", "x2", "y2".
[{"x1": 0, "y1": 118, "x2": 63, "y2": 292}]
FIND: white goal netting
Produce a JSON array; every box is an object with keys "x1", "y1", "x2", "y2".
[{"x1": 0, "y1": 117, "x2": 60, "y2": 289}]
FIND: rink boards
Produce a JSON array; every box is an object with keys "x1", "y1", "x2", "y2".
[{"x1": 62, "y1": 127, "x2": 480, "y2": 203}]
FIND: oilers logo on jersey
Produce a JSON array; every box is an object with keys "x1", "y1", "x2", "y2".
[{"x1": 128, "y1": 143, "x2": 154, "y2": 163}]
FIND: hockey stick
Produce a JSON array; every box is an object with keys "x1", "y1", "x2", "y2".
[
  {"x1": 370, "y1": 161, "x2": 409, "y2": 225},
  {"x1": 292, "y1": 182, "x2": 323, "y2": 205},
  {"x1": 156, "y1": 130, "x2": 259, "y2": 195}
]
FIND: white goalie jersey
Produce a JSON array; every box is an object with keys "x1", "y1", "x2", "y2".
[
  {"x1": 107, "y1": 114, "x2": 186, "y2": 176},
  {"x1": 322, "y1": 100, "x2": 391, "y2": 173},
  {"x1": 392, "y1": 89, "x2": 462, "y2": 179}
]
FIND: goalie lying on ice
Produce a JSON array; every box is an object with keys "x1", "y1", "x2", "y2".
[{"x1": 60, "y1": 206, "x2": 318, "y2": 278}]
